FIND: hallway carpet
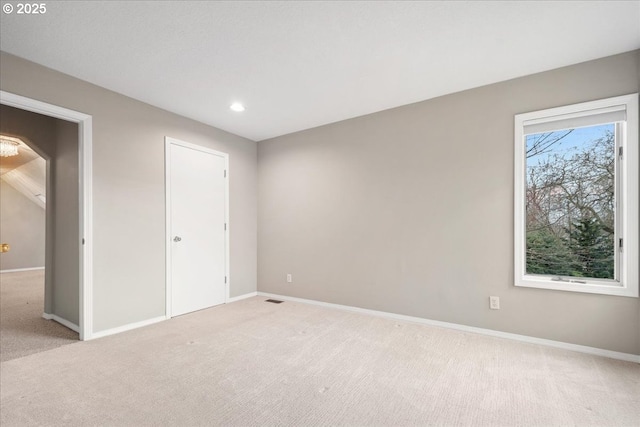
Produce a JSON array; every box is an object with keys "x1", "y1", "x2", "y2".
[
  {"x1": 1, "y1": 296, "x2": 638, "y2": 426},
  {"x1": 0, "y1": 270, "x2": 78, "y2": 362}
]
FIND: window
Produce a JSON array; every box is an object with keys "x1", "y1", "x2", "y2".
[{"x1": 514, "y1": 94, "x2": 638, "y2": 297}]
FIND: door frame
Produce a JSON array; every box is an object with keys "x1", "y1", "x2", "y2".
[
  {"x1": 0, "y1": 90, "x2": 94, "y2": 340},
  {"x1": 164, "y1": 136, "x2": 229, "y2": 318}
]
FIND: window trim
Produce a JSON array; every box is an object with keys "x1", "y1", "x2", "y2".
[{"x1": 514, "y1": 94, "x2": 638, "y2": 297}]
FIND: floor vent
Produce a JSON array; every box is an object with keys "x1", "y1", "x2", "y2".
[{"x1": 265, "y1": 299, "x2": 284, "y2": 304}]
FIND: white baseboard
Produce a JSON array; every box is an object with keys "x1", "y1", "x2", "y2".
[
  {"x1": 257, "y1": 292, "x2": 640, "y2": 364},
  {"x1": 90, "y1": 316, "x2": 167, "y2": 340},
  {"x1": 1, "y1": 266, "x2": 45, "y2": 273},
  {"x1": 42, "y1": 313, "x2": 80, "y2": 333},
  {"x1": 227, "y1": 291, "x2": 258, "y2": 303}
]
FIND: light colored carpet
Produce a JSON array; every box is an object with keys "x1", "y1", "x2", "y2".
[
  {"x1": 1, "y1": 296, "x2": 639, "y2": 426},
  {"x1": 0, "y1": 270, "x2": 78, "y2": 362}
]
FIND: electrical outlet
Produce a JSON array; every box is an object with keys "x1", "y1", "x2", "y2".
[
  {"x1": 286, "y1": 274, "x2": 292, "y2": 283},
  {"x1": 489, "y1": 296, "x2": 500, "y2": 310}
]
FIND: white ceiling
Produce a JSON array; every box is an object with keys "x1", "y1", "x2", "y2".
[{"x1": 1, "y1": 1, "x2": 639, "y2": 141}]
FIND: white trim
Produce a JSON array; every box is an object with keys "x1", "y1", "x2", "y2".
[
  {"x1": 164, "y1": 137, "x2": 230, "y2": 318},
  {"x1": 0, "y1": 266, "x2": 45, "y2": 273},
  {"x1": 80, "y1": 117, "x2": 94, "y2": 340},
  {"x1": 42, "y1": 313, "x2": 80, "y2": 333},
  {"x1": 227, "y1": 291, "x2": 258, "y2": 303},
  {"x1": 514, "y1": 93, "x2": 639, "y2": 297},
  {"x1": 164, "y1": 140, "x2": 172, "y2": 319},
  {"x1": 91, "y1": 316, "x2": 166, "y2": 340},
  {"x1": 257, "y1": 292, "x2": 640, "y2": 363},
  {"x1": 522, "y1": 105, "x2": 626, "y2": 135},
  {"x1": 165, "y1": 139, "x2": 172, "y2": 318},
  {"x1": 224, "y1": 152, "x2": 230, "y2": 304},
  {"x1": 0, "y1": 90, "x2": 94, "y2": 340}
]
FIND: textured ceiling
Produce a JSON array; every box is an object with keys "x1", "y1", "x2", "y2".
[{"x1": 1, "y1": 1, "x2": 639, "y2": 141}]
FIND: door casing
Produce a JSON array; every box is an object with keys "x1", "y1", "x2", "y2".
[{"x1": 0, "y1": 90, "x2": 93, "y2": 340}]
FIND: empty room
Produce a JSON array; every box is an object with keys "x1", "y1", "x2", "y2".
[{"x1": 0, "y1": 1, "x2": 638, "y2": 426}]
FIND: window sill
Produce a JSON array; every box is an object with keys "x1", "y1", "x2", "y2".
[{"x1": 516, "y1": 275, "x2": 637, "y2": 297}]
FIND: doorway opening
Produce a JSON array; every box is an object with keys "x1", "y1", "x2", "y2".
[{"x1": 0, "y1": 129, "x2": 79, "y2": 361}]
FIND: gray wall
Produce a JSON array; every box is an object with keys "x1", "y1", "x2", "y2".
[
  {"x1": 0, "y1": 52, "x2": 258, "y2": 333},
  {"x1": 0, "y1": 180, "x2": 45, "y2": 270},
  {"x1": 52, "y1": 119, "x2": 79, "y2": 324},
  {"x1": 258, "y1": 50, "x2": 640, "y2": 355}
]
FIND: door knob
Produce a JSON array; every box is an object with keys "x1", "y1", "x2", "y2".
[{"x1": 173, "y1": 236, "x2": 182, "y2": 242}]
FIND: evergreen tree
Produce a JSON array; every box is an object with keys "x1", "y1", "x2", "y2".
[
  {"x1": 568, "y1": 216, "x2": 614, "y2": 279},
  {"x1": 526, "y1": 229, "x2": 577, "y2": 276}
]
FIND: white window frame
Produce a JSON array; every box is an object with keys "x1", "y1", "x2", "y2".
[{"x1": 514, "y1": 94, "x2": 638, "y2": 297}]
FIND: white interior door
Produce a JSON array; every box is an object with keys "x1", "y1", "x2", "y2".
[{"x1": 167, "y1": 139, "x2": 227, "y2": 317}]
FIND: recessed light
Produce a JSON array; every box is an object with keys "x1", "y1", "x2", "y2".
[{"x1": 230, "y1": 102, "x2": 245, "y2": 112}]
